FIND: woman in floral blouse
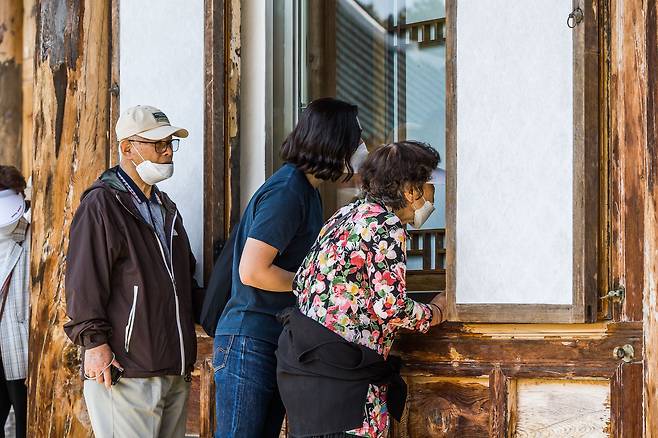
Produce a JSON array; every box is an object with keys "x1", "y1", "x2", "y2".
[{"x1": 288, "y1": 141, "x2": 446, "y2": 438}]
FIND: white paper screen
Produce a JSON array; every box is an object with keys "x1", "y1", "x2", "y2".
[
  {"x1": 455, "y1": 0, "x2": 574, "y2": 304},
  {"x1": 120, "y1": 0, "x2": 205, "y2": 282}
]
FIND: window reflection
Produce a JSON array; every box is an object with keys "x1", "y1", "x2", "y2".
[{"x1": 273, "y1": 0, "x2": 447, "y2": 291}]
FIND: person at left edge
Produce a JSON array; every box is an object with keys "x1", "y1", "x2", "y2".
[
  {"x1": 0, "y1": 166, "x2": 31, "y2": 438},
  {"x1": 64, "y1": 105, "x2": 204, "y2": 438}
]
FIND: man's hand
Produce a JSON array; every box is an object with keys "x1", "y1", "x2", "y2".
[
  {"x1": 429, "y1": 292, "x2": 447, "y2": 326},
  {"x1": 84, "y1": 343, "x2": 123, "y2": 389}
]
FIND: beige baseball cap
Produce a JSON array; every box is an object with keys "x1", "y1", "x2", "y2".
[{"x1": 116, "y1": 105, "x2": 189, "y2": 141}]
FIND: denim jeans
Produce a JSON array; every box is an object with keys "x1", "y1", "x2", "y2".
[{"x1": 213, "y1": 335, "x2": 285, "y2": 438}]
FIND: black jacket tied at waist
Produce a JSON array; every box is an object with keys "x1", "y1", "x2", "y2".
[{"x1": 276, "y1": 307, "x2": 407, "y2": 437}]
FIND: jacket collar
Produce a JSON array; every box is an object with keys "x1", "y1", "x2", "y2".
[{"x1": 94, "y1": 166, "x2": 177, "y2": 214}]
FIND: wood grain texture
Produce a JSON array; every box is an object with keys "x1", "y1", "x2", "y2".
[
  {"x1": 645, "y1": 0, "x2": 658, "y2": 433},
  {"x1": 513, "y1": 379, "x2": 610, "y2": 438},
  {"x1": 610, "y1": 363, "x2": 643, "y2": 438},
  {"x1": 108, "y1": 0, "x2": 119, "y2": 166},
  {"x1": 199, "y1": 357, "x2": 216, "y2": 438},
  {"x1": 489, "y1": 367, "x2": 509, "y2": 438},
  {"x1": 395, "y1": 322, "x2": 641, "y2": 379},
  {"x1": 0, "y1": 0, "x2": 23, "y2": 169},
  {"x1": 608, "y1": 0, "x2": 647, "y2": 323},
  {"x1": 203, "y1": 0, "x2": 227, "y2": 279},
  {"x1": 225, "y1": 0, "x2": 240, "y2": 229},
  {"x1": 444, "y1": 0, "x2": 456, "y2": 323},
  {"x1": 395, "y1": 377, "x2": 490, "y2": 438},
  {"x1": 27, "y1": 1, "x2": 111, "y2": 436},
  {"x1": 21, "y1": 0, "x2": 36, "y2": 176}
]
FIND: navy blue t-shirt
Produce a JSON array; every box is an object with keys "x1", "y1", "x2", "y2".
[{"x1": 215, "y1": 163, "x2": 323, "y2": 344}]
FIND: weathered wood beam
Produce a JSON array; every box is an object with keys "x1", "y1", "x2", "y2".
[
  {"x1": 0, "y1": 0, "x2": 23, "y2": 169},
  {"x1": 21, "y1": 0, "x2": 36, "y2": 177},
  {"x1": 608, "y1": 0, "x2": 647, "y2": 323},
  {"x1": 395, "y1": 322, "x2": 642, "y2": 377},
  {"x1": 643, "y1": 0, "x2": 658, "y2": 434},
  {"x1": 199, "y1": 357, "x2": 215, "y2": 438},
  {"x1": 488, "y1": 367, "x2": 509, "y2": 438},
  {"x1": 203, "y1": 0, "x2": 227, "y2": 278},
  {"x1": 611, "y1": 363, "x2": 643, "y2": 437},
  {"x1": 28, "y1": 1, "x2": 111, "y2": 436}
]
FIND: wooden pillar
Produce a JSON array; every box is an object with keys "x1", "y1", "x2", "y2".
[
  {"x1": 28, "y1": 1, "x2": 111, "y2": 436},
  {"x1": 0, "y1": 0, "x2": 23, "y2": 169},
  {"x1": 644, "y1": 0, "x2": 658, "y2": 435},
  {"x1": 21, "y1": 0, "x2": 37, "y2": 177},
  {"x1": 608, "y1": 0, "x2": 658, "y2": 434}
]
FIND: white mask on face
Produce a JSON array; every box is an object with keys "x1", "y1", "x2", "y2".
[
  {"x1": 411, "y1": 199, "x2": 435, "y2": 229},
  {"x1": 346, "y1": 141, "x2": 369, "y2": 173},
  {"x1": 131, "y1": 143, "x2": 174, "y2": 185}
]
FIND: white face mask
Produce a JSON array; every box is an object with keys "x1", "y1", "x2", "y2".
[
  {"x1": 411, "y1": 199, "x2": 435, "y2": 229},
  {"x1": 131, "y1": 144, "x2": 174, "y2": 185},
  {"x1": 346, "y1": 141, "x2": 369, "y2": 173}
]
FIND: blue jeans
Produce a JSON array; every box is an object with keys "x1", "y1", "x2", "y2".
[{"x1": 213, "y1": 335, "x2": 285, "y2": 438}]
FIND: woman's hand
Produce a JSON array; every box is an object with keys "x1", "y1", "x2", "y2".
[{"x1": 429, "y1": 292, "x2": 447, "y2": 326}]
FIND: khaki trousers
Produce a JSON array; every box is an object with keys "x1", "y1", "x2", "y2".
[{"x1": 83, "y1": 376, "x2": 190, "y2": 438}]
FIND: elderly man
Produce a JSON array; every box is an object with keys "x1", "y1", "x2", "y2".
[{"x1": 64, "y1": 105, "x2": 203, "y2": 438}]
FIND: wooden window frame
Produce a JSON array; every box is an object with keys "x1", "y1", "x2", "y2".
[
  {"x1": 445, "y1": 0, "x2": 600, "y2": 323},
  {"x1": 203, "y1": 0, "x2": 241, "y2": 281}
]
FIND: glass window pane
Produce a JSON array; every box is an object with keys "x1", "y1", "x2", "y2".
[{"x1": 273, "y1": 0, "x2": 447, "y2": 292}]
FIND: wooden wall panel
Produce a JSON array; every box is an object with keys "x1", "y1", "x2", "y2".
[
  {"x1": 0, "y1": 0, "x2": 23, "y2": 169},
  {"x1": 27, "y1": 1, "x2": 111, "y2": 436},
  {"x1": 512, "y1": 379, "x2": 610, "y2": 437},
  {"x1": 394, "y1": 377, "x2": 490, "y2": 438}
]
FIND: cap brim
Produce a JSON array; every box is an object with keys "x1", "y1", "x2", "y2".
[
  {"x1": 429, "y1": 168, "x2": 446, "y2": 185},
  {"x1": 139, "y1": 125, "x2": 189, "y2": 140}
]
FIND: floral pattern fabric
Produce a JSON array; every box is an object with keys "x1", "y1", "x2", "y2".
[{"x1": 294, "y1": 198, "x2": 432, "y2": 438}]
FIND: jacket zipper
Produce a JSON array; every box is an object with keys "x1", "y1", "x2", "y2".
[
  {"x1": 155, "y1": 210, "x2": 185, "y2": 376},
  {"x1": 115, "y1": 194, "x2": 186, "y2": 375},
  {"x1": 124, "y1": 285, "x2": 139, "y2": 352}
]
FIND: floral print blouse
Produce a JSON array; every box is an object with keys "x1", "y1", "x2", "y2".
[{"x1": 294, "y1": 198, "x2": 432, "y2": 438}]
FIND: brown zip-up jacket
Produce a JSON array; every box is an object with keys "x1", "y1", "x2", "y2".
[{"x1": 64, "y1": 167, "x2": 204, "y2": 378}]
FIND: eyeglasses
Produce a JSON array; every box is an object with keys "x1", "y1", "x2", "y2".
[{"x1": 134, "y1": 139, "x2": 180, "y2": 154}]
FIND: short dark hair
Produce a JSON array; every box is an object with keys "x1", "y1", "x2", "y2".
[
  {"x1": 280, "y1": 97, "x2": 361, "y2": 182},
  {"x1": 360, "y1": 141, "x2": 440, "y2": 210},
  {"x1": 0, "y1": 165, "x2": 26, "y2": 195}
]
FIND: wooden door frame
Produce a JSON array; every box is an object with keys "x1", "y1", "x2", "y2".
[
  {"x1": 445, "y1": 0, "x2": 600, "y2": 323},
  {"x1": 203, "y1": 0, "x2": 241, "y2": 281}
]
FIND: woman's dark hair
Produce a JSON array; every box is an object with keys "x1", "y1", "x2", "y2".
[
  {"x1": 360, "y1": 141, "x2": 440, "y2": 210},
  {"x1": 280, "y1": 97, "x2": 361, "y2": 182},
  {"x1": 0, "y1": 165, "x2": 26, "y2": 195}
]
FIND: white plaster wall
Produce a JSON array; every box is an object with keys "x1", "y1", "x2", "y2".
[
  {"x1": 120, "y1": 0, "x2": 204, "y2": 281},
  {"x1": 455, "y1": 0, "x2": 573, "y2": 304},
  {"x1": 239, "y1": 0, "x2": 268, "y2": 212}
]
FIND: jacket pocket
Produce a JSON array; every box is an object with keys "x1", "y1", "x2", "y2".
[{"x1": 124, "y1": 285, "x2": 139, "y2": 352}]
